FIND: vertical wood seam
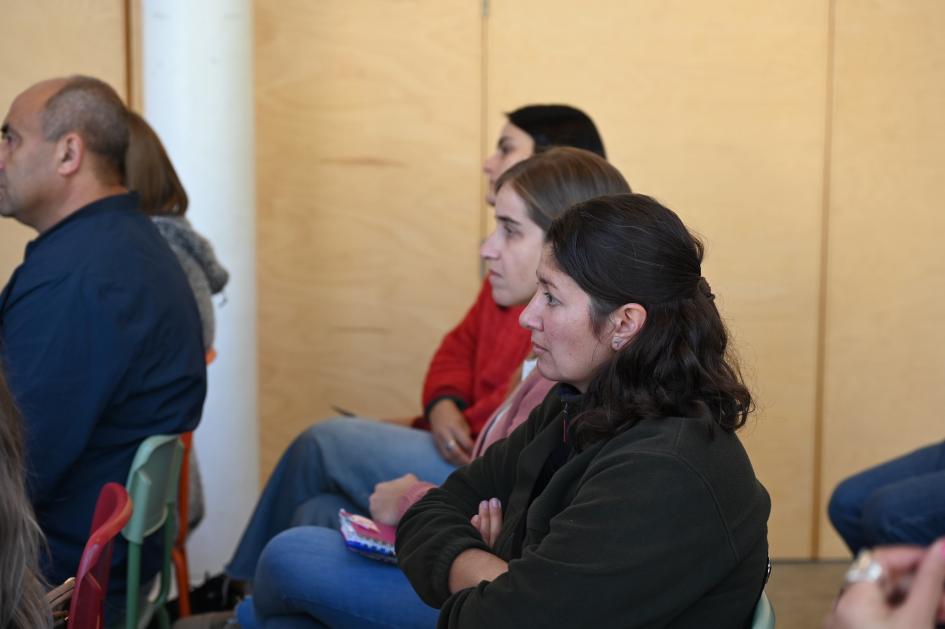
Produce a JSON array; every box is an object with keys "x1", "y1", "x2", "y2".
[
  {"x1": 123, "y1": 0, "x2": 134, "y2": 106},
  {"x1": 478, "y1": 0, "x2": 490, "y2": 279},
  {"x1": 811, "y1": 0, "x2": 837, "y2": 559}
]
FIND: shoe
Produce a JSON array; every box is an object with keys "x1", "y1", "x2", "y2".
[{"x1": 169, "y1": 573, "x2": 247, "y2": 616}]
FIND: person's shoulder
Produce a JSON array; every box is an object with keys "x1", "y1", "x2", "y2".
[
  {"x1": 601, "y1": 413, "x2": 750, "y2": 470},
  {"x1": 151, "y1": 214, "x2": 199, "y2": 246},
  {"x1": 33, "y1": 198, "x2": 186, "y2": 298},
  {"x1": 34, "y1": 195, "x2": 153, "y2": 260}
]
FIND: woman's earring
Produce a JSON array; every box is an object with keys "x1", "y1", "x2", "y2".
[{"x1": 612, "y1": 338, "x2": 623, "y2": 350}]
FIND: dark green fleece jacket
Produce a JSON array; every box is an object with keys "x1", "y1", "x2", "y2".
[{"x1": 397, "y1": 386, "x2": 770, "y2": 628}]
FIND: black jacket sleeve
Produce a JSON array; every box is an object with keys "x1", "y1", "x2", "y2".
[
  {"x1": 396, "y1": 394, "x2": 558, "y2": 607},
  {"x1": 405, "y1": 444, "x2": 746, "y2": 628}
]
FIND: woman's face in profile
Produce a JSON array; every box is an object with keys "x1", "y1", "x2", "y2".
[
  {"x1": 482, "y1": 123, "x2": 534, "y2": 205},
  {"x1": 519, "y1": 247, "x2": 615, "y2": 391},
  {"x1": 479, "y1": 185, "x2": 544, "y2": 307}
]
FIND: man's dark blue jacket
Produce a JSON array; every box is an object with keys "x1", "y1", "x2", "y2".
[{"x1": 0, "y1": 192, "x2": 207, "y2": 599}]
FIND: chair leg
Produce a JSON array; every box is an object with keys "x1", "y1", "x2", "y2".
[
  {"x1": 126, "y1": 542, "x2": 141, "y2": 629},
  {"x1": 172, "y1": 545, "x2": 191, "y2": 616},
  {"x1": 157, "y1": 521, "x2": 176, "y2": 629},
  {"x1": 175, "y1": 433, "x2": 193, "y2": 617},
  {"x1": 151, "y1": 516, "x2": 176, "y2": 624}
]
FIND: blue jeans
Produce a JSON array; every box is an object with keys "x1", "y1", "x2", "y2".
[
  {"x1": 828, "y1": 439, "x2": 945, "y2": 553},
  {"x1": 234, "y1": 526, "x2": 439, "y2": 628},
  {"x1": 227, "y1": 417, "x2": 456, "y2": 581}
]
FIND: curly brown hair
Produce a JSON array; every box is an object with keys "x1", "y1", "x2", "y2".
[{"x1": 0, "y1": 367, "x2": 51, "y2": 628}]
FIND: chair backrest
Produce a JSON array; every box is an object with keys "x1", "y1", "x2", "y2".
[
  {"x1": 68, "y1": 482, "x2": 133, "y2": 629},
  {"x1": 122, "y1": 435, "x2": 183, "y2": 544},
  {"x1": 751, "y1": 591, "x2": 775, "y2": 629},
  {"x1": 122, "y1": 434, "x2": 183, "y2": 629}
]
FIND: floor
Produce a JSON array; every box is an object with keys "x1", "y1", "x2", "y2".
[
  {"x1": 766, "y1": 560, "x2": 849, "y2": 628},
  {"x1": 171, "y1": 560, "x2": 853, "y2": 628}
]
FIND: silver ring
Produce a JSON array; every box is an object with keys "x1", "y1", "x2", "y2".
[
  {"x1": 445, "y1": 439, "x2": 456, "y2": 451},
  {"x1": 844, "y1": 549, "x2": 885, "y2": 586}
]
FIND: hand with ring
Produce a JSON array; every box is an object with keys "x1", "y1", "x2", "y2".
[
  {"x1": 428, "y1": 399, "x2": 473, "y2": 465},
  {"x1": 826, "y1": 540, "x2": 945, "y2": 628}
]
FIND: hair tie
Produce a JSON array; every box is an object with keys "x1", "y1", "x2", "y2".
[{"x1": 697, "y1": 277, "x2": 714, "y2": 301}]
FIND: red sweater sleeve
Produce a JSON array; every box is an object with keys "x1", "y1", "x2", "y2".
[{"x1": 419, "y1": 280, "x2": 532, "y2": 437}]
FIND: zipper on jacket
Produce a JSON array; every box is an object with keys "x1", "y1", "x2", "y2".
[{"x1": 562, "y1": 402, "x2": 569, "y2": 444}]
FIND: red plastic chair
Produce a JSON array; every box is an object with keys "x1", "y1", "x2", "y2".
[{"x1": 68, "y1": 482, "x2": 134, "y2": 629}]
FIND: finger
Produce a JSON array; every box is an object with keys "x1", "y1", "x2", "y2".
[
  {"x1": 440, "y1": 431, "x2": 467, "y2": 465},
  {"x1": 479, "y1": 500, "x2": 490, "y2": 524},
  {"x1": 896, "y1": 540, "x2": 945, "y2": 625},
  {"x1": 488, "y1": 498, "x2": 502, "y2": 546},
  {"x1": 446, "y1": 439, "x2": 467, "y2": 465},
  {"x1": 871, "y1": 545, "x2": 927, "y2": 578},
  {"x1": 480, "y1": 501, "x2": 493, "y2": 540},
  {"x1": 445, "y1": 425, "x2": 473, "y2": 457},
  {"x1": 432, "y1": 429, "x2": 456, "y2": 463},
  {"x1": 832, "y1": 581, "x2": 888, "y2": 627},
  {"x1": 471, "y1": 514, "x2": 481, "y2": 530},
  {"x1": 450, "y1": 425, "x2": 474, "y2": 453},
  {"x1": 452, "y1": 448, "x2": 472, "y2": 465}
]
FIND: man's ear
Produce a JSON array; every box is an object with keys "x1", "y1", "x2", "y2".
[
  {"x1": 610, "y1": 303, "x2": 647, "y2": 351},
  {"x1": 55, "y1": 132, "x2": 84, "y2": 176}
]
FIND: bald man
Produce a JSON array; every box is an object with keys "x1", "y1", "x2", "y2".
[{"x1": 0, "y1": 76, "x2": 206, "y2": 610}]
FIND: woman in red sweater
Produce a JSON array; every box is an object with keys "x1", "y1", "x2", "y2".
[{"x1": 224, "y1": 107, "x2": 611, "y2": 586}]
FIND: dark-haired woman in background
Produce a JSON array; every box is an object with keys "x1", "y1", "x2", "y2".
[
  {"x1": 0, "y1": 366, "x2": 52, "y2": 629},
  {"x1": 398, "y1": 194, "x2": 771, "y2": 627}
]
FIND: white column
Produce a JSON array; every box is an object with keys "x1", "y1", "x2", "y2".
[{"x1": 141, "y1": 0, "x2": 257, "y2": 582}]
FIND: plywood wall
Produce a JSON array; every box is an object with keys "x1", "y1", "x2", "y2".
[
  {"x1": 255, "y1": 0, "x2": 484, "y2": 475},
  {"x1": 254, "y1": 1, "x2": 944, "y2": 558},
  {"x1": 0, "y1": 0, "x2": 128, "y2": 284},
  {"x1": 485, "y1": 0, "x2": 829, "y2": 558},
  {"x1": 7, "y1": 1, "x2": 942, "y2": 560},
  {"x1": 818, "y1": 0, "x2": 945, "y2": 557}
]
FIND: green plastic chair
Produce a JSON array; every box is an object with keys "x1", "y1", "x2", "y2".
[
  {"x1": 751, "y1": 591, "x2": 775, "y2": 629},
  {"x1": 122, "y1": 434, "x2": 184, "y2": 629}
]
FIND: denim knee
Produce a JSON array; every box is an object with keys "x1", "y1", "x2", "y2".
[
  {"x1": 860, "y1": 487, "x2": 920, "y2": 546},
  {"x1": 828, "y1": 478, "x2": 860, "y2": 526}
]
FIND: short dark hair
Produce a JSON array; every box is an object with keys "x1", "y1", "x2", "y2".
[
  {"x1": 546, "y1": 193, "x2": 752, "y2": 445},
  {"x1": 41, "y1": 76, "x2": 128, "y2": 180},
  {"x1": 506, "y1": 105, "x2": 606, "y2": 158},
  {"x1": 125, "y1": 111, "x2": 189, "y2": 216}
]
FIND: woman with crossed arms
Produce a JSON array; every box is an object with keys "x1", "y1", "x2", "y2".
[{"x1": 398, "y1": 193, "x2": 771, "y2": 627}]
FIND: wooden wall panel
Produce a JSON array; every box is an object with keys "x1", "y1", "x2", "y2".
[
  {"x1": 256, "y1": 1, "x2": 482, "y2": 475},
  {"x1": 486, "y1": 0, "x2": 829, "y2": 557},
  {"x1": 0, "y1": 0, "x2": 128, "y2": 285},
  {"x1": 819, "y1": 0, "x2": 945, "y2": 557}
]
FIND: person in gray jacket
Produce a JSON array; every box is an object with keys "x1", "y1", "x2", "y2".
[{"x1": 125, "y1": 110, "x2": 229, "y2": 529}]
